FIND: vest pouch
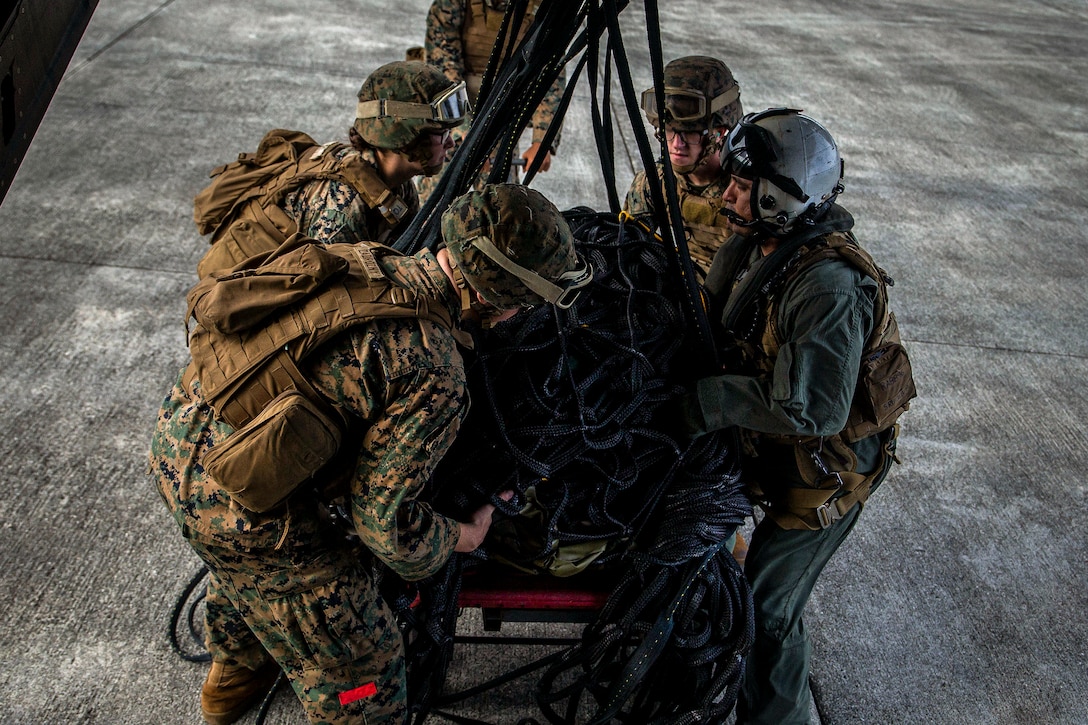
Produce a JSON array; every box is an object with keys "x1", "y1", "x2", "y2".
[
  {"x1": 197, "y1": 214, "x2": 288, "y2": 280},
  {"x1": 842, "y1": 340, "x2": 917, "y2": 443},
  {"x1": 203, "y1": 389, "x2": 342, "y2": 512},
  {"x1": 486, "y1": 485, "x2": 620, "y2": 576}
]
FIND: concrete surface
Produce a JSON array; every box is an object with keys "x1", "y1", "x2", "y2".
[{"x1": 1, "y1": 0, "x2": 1086, "y2": 723}]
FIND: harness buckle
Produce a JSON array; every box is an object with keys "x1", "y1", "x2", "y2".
[{"x1": 816, "y1": 500, "x2": 841, "y2": 529}]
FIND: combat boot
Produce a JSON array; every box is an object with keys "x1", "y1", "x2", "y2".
[{"x1": 200, "y1": 659, "x2": 281, "y2": 725}]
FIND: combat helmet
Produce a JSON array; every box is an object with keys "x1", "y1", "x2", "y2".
[
  {"x1": 442, "y1": 184, "x2": 593, "y2": 310},
  {"x1": 720, "y1": 107, "x2": 845, "y2": 236},
  {"x1": 354, "y1": 60, "x2": 469, "y2": 151},
  {"x1": 640, "y1": 56, "x2": 743, "y2": 172}
]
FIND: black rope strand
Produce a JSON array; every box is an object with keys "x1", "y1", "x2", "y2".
[
  {"x1": 419, "y1": 212, "x2": 752, "y2": 723},
  {"x1": 167, "y1": 566, "x2": 211, "y2": 663}
]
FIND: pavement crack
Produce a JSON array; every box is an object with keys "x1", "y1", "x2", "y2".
[{"x1": 65, "y1": 0, "x2": 182, "y2": 77}]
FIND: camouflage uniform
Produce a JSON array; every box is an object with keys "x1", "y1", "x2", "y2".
[
  {"x1": 624, "y1": 164, "x2": 732, "y2": 275},
  {"x1": 150, "y1": 248, "x2": 466, "y2": 724},
  {"x1": 418, "y1": 0, "x2": 565, "y2": 199},
  {"x1": 284, "y1": 146, "x2": 420, "y2": 246}
]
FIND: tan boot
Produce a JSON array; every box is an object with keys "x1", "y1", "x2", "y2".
[{"x1": 200, "y1": 659, "x2": 281, "y2": 725}]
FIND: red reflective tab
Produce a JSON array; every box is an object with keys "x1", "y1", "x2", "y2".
[{"x1": 338, "y1": 681, "x2": 377, "y2": 706}]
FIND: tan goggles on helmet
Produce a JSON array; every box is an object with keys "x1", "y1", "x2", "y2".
[
  {"x1": 470, "y1": 235, "x2": 594, "y2": 310},
  {"x1": 356, "y1": 81, "x2": 470, "y2": 124},
  {"x1": 640, "y1": 84, "x2": 741, "y2": 124}
]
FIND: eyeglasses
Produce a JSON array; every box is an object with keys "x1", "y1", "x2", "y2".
[
  {"x1": 355, "y1": 81, "x2": 470, "y2": 125},
  {"x1": 658, "y1": 127, "x2": 707, "y2": 146}
]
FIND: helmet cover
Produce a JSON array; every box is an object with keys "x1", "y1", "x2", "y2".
[
  {"x1": 641, "y1": 56, "x2": 743, "y2": 133},
  {"x1": 442, "y1": 184, "x2": 592, "y2": 309},
  {"x1": 354, "y1": 60, "x2": 467, "y2": 150}
]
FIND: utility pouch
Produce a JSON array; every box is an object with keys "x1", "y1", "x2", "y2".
[
  {"x1": 203, "y1": 389, "x2": 342, "y2": 512},
  {"x1": 842, "y1": 338, "x2": 916, "y2": 443},
  {"x1": 197, "y1": 216, "x2": 289, "y2": 280}
]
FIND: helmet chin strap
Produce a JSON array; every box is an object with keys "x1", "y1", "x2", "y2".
[
  {"x1": 721, "y1": 208, "x2": 757, "y2": 227},
  {"x1": 420, "y1": 161, "x2": 444, "y2": 177},
  {"x1": 448, "y1": 259, "x2": 508, "y2": 329},
  {"x1": 721, "y1": 207, "x2": 782, "y2": 243},
  {"x1": 448, "y1": 262, "x2": 476, "y2": 316}
]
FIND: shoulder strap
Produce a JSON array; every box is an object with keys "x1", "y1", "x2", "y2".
[
  {"x1": 783, "y1": 232, "x2": 895, "y2": 350},
  {"x1": 330, "y1": 153, "x2": 411, "y2": 226}
]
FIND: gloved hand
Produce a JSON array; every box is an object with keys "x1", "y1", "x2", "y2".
[{"x1": 657, "y1": 388, "x2": 707, "y2": 441}]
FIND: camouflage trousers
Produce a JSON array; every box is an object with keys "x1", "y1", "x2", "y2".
[{"x1": 190, "y1": 527, "x2": 408, "y2": 724}]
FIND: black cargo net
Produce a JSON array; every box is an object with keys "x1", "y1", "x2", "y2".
[{"x1": 394, "y1": 210, "x2": 752, "y2": 724}]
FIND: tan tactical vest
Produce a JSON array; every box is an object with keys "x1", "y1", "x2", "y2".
[
  {"x1": 461, "y1": 0, "x2": 540, "y2": 102},
  {"x1": 183, "y1": 236, "x2": 466, "y2": 511},
  {"x1": 735, "y1": 232, "x2": 916, "y2": 530},
  {"x1": 678, "y1": 192, "x2": 732, "y2": 273},
  {"x1": 186, "y1": 236, "x2": 462, "y2": 430},
  {"x1": 194, "y1": 129, "x2": 411, "y2": 278}
]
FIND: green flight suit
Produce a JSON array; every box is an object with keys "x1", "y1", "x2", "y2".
[{"x1": 699, "y1": 205, "x2": 896, "y2": 724}]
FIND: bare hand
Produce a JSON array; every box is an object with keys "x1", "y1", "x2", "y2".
[
  {"x1": 521, "y1": 142, "x2": 552, "y2": 172},
  {"x1": 454, "y1": 490, "x2": 515, "y2": 553}
]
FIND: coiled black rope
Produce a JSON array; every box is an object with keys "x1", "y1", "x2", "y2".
[
  {"x1": 432, "y1": 210, "x2": 692, "y2": 541},
  {"x1": 534, "y1": 438, "x2": 753, "y2": 725},
  {"x1": 388, "y1": 210, "x2": 752, "y2": 723}
]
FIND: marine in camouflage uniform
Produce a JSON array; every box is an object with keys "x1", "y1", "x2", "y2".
[
  {"x1": 183, "y1": 59, "x2": 470, "y2": 724},
  {"x1": 417, "y1": 0, "x2": 566, "y2": 200},
  {"x1": 149, "y1": 184, "x2": 592, "y2": 725},
  {"x1": 198, "y1": 60, "x2": 463, "y2": 280},
  {"x1": 290, "y1": 60, "x2": 463, "y2": 246},
  {"x1": 623, "y1": 56, "x2": 743, "y2": 276}
]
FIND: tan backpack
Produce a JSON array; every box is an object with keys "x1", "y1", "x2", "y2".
[
  {"x1": 193, "y1": 129, "x2": 412, "y2": 278},
  {"x1": 185, "y1": 235, "x2": 463, "y2": 511}
]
